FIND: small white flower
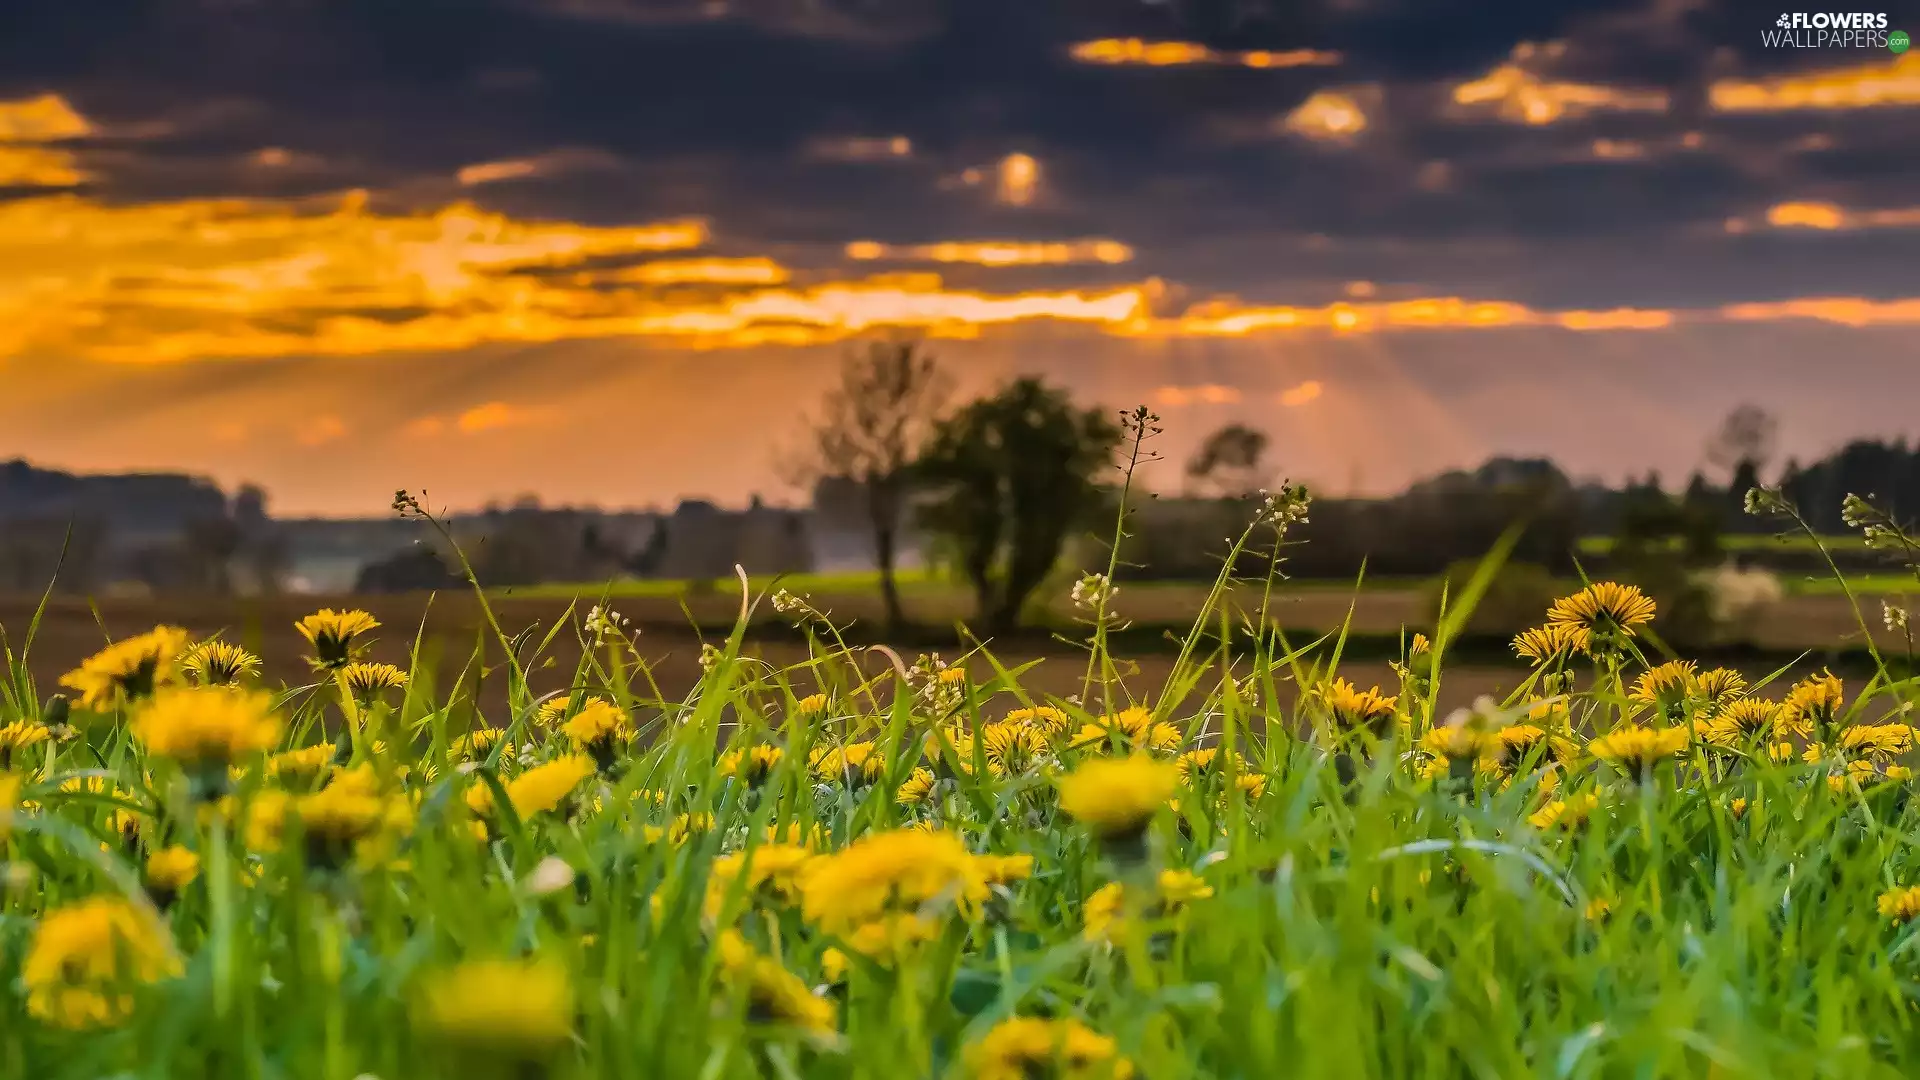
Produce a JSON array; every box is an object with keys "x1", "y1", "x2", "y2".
[
  {"x1": 1885, "y1": 601, "x2": 1910, "y2": 632},
  {"x1": 525, "y1": 856, "x2": 576, "y2": 896},
  {"x1": 1255, "y1": 481, "x2": 1312, "y2": 532},
  {"x1": 1069, "y1": 572, "x2": 1117, "y2": 610}
]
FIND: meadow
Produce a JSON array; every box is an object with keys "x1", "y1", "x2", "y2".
[{"x1": 1, "y1": 492, "x2": 1919, "y2": 1078}]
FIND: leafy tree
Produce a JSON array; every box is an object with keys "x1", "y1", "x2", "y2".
[
  {"x1": 802, "y1": 340, "x2": 950, "y2": 632},
  {"x1": 915, "y1": 378, "x2": 1121, "y2": 634}
]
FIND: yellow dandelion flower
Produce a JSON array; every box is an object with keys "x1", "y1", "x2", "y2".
[
  {"x1": 1420, "y1": 723, "x2": 1494, "y2": 762},
  {"x1": 792, "y1": 693, "x2": 829, "y2": 718},
  {"x1": 468, "y1": 755, "x2": 595, "y2": 820},
  {"x1": 1729, "y1": 796, "x2": 1750, "y2": 819},
  {"x1": 23, "y1": 897, "x2": 180, "y2": 1029},
  {"x1": 965, "y1": 1017, "x2": 1132, "y2": 1080},
  {"x1": 799, "y1": 828, "x2": 989, "y2": 936},
  {"x1": 182, "y1": 639, "x2": 261, "y2": 687},
  {"x1": 641, "y1": 812, "x2": 714, "y2": 846},
  {"x1": 1318, "y1": 678, "x2": 1399, "y2": 733},
  {"x1": 450, "y1": 728, "x2": 511, "y2": 762},
  {"x1": 938, "y1": 666, "x2": 969, "y2": 685},
  {"x1": 977, "y1": 853, "x2": 1034, "y2": 886},
  {"x1": 413, "y1": 957, "x2": 574, "y2": 1055},
  {"x1": 895, "y1": 767, "x2": 938, "y2": 807},
  {"x1": 1588, "y1": 726, "x2": 1690, "y2": 774},
  {"x1": 144, "y1": 846, "x2": 200, "y2": 893},
  {"x1": 1704, "y1": 699, "x2": 1789, "y2": 745},
  {"x1": 980, "y1": 721, "x2": 1049, "y2": 775},
  {"x1": 1695, "y1": 667, "x2": 1748, "y2": 704},
  {"x1": 251, "y1": 781, "x2": 412, "y2": 869},
  {"x1": 562, "y1": 699, "x2": 632, "y2": 757},
  {"x1": 1546, "y1": 582, "x2": 1657, "y2": 639},
  {"x1": 1528, "y1": 792, "x2": 1600, "y2": 830},
  {"x1": 1005, "y1": 705, "x2": 1072, "y2": 737},
  {"x1": 1783, "y1": 670, "x2": 1845, "y2": 730},
  {"x1": 59, "y1": 626, "x2": 191, "y2": 712},
  {"x1": 1511, "y1": 623, "x2": 1590, "y2": 665},
  {"x1": 533, "y1": 695, "x2": 605, "y2": 727},
  {"x1": 1839, "y1": 723, "x2": 1913, "y2": 758},
  {"x1": 294, "y1": 609, "x2": 380, "y2": 670},
  {"x1": 841, "y1": 912, "x2": 944, "y2": 963},
  {"x1": 1879, "y1": 885, "x2": 1920, "y2": 924},
  {"x1": 1630, "y1": 661, "x2": 1697, "y2": 708},
  {"x1": 0, "y1": 720, "x2": 51, "y2": 768},
  {"x1": 0, "y1": 772, "x2": 20, "y2": 839},
  {"x1": 264, "y1": 745, "x2": 335, "y2": 787},
  {"x1": 340, "y1": 662, "x2": 408, "y2": 703},
  {"x1": 131, "y1": 687, "x2": 281, "y2": 766},
  {"x1": 808, "y1": 741, "x2": 885, "y2": 785},
  {"x1": 704, "y1": 843, "x2": 815, "y2": 921},
  {"x1": 1057, "y1": 755, "x2": 1178, "y2": 840},
  {"x1": 1584, "y1": 897, "x2": 1613, "y2": 924},
  {"x1": 715, "y1": 931, "x2": 837, "y2": 1033},
  {"x1": 1073, "y1": 706, "x2": 1182, "y2": 754},
  {"x1": 719, "y1": 745, "x2": 785, "y2": 785}
]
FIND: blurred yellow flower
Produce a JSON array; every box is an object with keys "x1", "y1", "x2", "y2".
[
  {"x1": 1704, "y1": 699, "x2": 1790, "y2": 745},
  {"x1": 1630, "y1": 661, "x2": 1698, "y2": 708},
  {"x1": 895, "y1": 767, "x2": 938, "y2": 806},
  {"x1": 1878, "y1": 884, "x2": 1920, "y2": 924},
  {"x1": 792, "y1": 693, "x2": 829, "y2": 718},
  {"x1": 450, "y1": 728, "x2": 511, "y2": 763},
  {"x1": 704, "y1": 843, "x2": 815, "y2": 921},
  {"x1": 468, "y1": 755, "x2": 596, "y2": 820},
  {"x1": 799, "y1": 827, "x2": 988, "y2": 936},
  {"x1": 59, "y1": 626, "x2": 191, "y2": 712},
  {"x1": 715, "y1": 931, "x2": 837, "y2": 1033},
  {"x1": 808, "y1": 741, "x2": 885, "y2": 785},
  {"x1": 1005, "y1": 705, "x2": 1072, "y2": 736},
  {"x1": 965, "y1": 1016, "x2": 1131, "y2": 1080},
  {"x1": 1839, "y1": 723, "x2": 1912, "y2": 758},
  {"x1": 413, "y1": 956, "x2": 575, "y2": 1055},
  {"x1": 1528, "y1": 792, "x2": 1600, "y2": 830},
  {"x1": 144, "y1": 846, "x2": 201, "y2": 893},
  {"x1": 718, "y1": 744, "x2": 785, "y2": 784},
  {"x1": 562, "y1": 699, "x2": 632, "y2": 754},
  {"x1": 23, "y1": 897, "x2": 180, "y2": 1029},
  {"x1": 0, "y1": 720, "x2": 51, "y2": 768},
  {"x1": 1057, "y1": 755, "x2": 1178, "y2": 839},
  {"x1": 131, "y1": 687, "x2": 281, "y2": 766},
  {"x1": 1073, "y1": 706, "x2": 1182, "y2": 755},
  {"x1": 1783, "y1": 670, "x2": 1845, "y2": 730}
]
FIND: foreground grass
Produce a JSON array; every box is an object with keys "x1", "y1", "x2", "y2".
[{"x1": 3, "y1": 507, "x2": 1920, "y2": 1078}]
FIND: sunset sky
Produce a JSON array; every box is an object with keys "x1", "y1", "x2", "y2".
[{"x1": 2, "y1": 0, "x2": 1918, "y2": 516}]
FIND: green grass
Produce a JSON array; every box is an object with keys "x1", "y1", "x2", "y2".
[{"x1": 7, "y1": 511, "x2": 1920, "y2": 1078}]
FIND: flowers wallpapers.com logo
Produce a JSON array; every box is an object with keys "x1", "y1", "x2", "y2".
[{"x1": 1765, "y1": 12, "x2": 1903, "y2": 47}]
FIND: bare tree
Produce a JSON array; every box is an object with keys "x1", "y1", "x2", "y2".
[
  {"x1": 804, "y1": 339, "x2": 951, "y2": 632},
  {"x1": 1184, "y1": 423, "x2": 1271, "y2": 498},
  {"x1": 1704, "y1": 404, "x2": 1778, "y2": 479}
]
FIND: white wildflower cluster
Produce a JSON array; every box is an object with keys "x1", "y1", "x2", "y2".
[
  {"x1": 583, "y1": 605, "x2": 630, "y2": 645},
  {"x1": 1069, "y1": 572, "x2": 1117, "y2": 611},
  {"x1": 698, "y1": 642, "x2": 725, "y2": 673},
  {"x1": 908, "y1": 652, "x2": 965, "y2": 715},
  {"x1": 1255, "y1": 482, "x2": 1312, "y2": 534},
  {"x1": 1885, "y1": 601, "x2": 1910, "y2": 633},
  {"x1": 770, "y1": 588, "x2": 831, "y2": 628},
  {"x1": 1744, "y1": 485, "x2": 1789, "y2": 517}
]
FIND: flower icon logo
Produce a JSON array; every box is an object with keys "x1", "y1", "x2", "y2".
[{"x1": 1776, "y1": 13, "x2": 1792, "y2": 27}]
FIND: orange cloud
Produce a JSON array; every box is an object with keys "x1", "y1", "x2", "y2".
[
  {"x1": 457, "y1": 401, "x2": 551, "y2": 433},
  {"x1": 1719, "y1": 297, "x2": 1920, "y2": 327},
  {"x1": 1278, "y1": 380, "x2": 1323, "y2": 407},
  {"x1": 1452, "y1": 42, "x2": 1668, "y2": 124},
  {"x1": 1710, "y1": 53, "x2": 1920, "y2": 112},
  {"x1": 0, "y1": 93, "x2": 92, "y2": 187},
  {"x1": 1280, "y1": 89, "x2": 1369, "y2": 142},
  {"x1": 1126, "y1": 296, "x2": 1678, "y2": 337},
  {"x1": 806, "y1": 135, "x2": 913, "y2": 161},
  {"x1": 996, "y1": 153, "x2": 1040, "y2": 206},
  {"x1": 1749, "y1": 201, "x2": 1920, "y2": 231},
  {"x1": 844, "y1": 239, "x2": 1133, "y2": 267},
  {"x1": 457, "y1": 158, "x2": 544, "y2": 186},
  {"x1": 1069, "y1": 38, "x2": 1340, "y2": 69},
  {"x1": 0, "y1": 94, "x2": 93, "y2": 141},
  {"x1": 295, "y1": 415, "x2": 347, "y2": 447},
  {"x1": 1152, "y1": 384, "x2": 1242, "y2": 406},
  {"x1": 606, "y1": 257, "x2": 791, "y2": 285}
]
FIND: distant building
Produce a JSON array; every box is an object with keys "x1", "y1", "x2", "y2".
[{"x1": 655, "y1": 496, "x2": 814, "y2": 580}]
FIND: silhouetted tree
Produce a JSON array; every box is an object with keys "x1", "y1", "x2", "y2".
[
  {"x1": 801, "y1": 339, "x2": 950, "y2": 632},
  {"x1": 914, "y1": 377, "x2": 1121, "y2": 634},
  {"x1": 1704, "y1": 404, "x2": 1778, "y2": 479},
  {"x1": 1184, "y1": 423, "x2": 1270, "y2": 498}
]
